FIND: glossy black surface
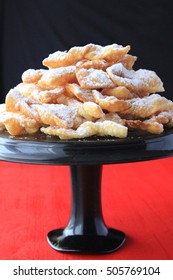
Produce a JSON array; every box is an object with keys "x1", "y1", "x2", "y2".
[
  {"x1": 0, "y1": 129, "x2": 173, "y2": 165},
  {"x1": 47, "y1": 165, "x2": 125, "y2": 253},
  {"x1": 47, "y1": 228, "x2": 125, "y2": 253}
]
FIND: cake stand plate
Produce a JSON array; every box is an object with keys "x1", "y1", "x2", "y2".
[{"x1": 0, "y1": 129, "x2": 173, "y2": 254}]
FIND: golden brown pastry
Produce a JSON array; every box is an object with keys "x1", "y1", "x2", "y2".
[{"x1": 0, "y1": 42, "x2": 172, "y2": 139}]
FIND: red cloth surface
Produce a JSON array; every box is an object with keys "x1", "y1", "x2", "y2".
[{"x1": 0, "y1": 158, "x2": 173, "y2": 260}]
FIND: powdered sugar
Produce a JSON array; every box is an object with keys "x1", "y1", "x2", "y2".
[
  {"x1": 34, "y1": 103, "x2": 77, "y2": 128},
  {"x1": 21, "y1": 69, "x2": 47, "y2": 83},
  {"x1": 76, "y1": 68, "x2": 114, "y2": 89},
  {"x1": 44, "y1": 50, "x2": 68, "y2": 61},
  {"x1": 121, "y1": 94, "x2": 173, "y2": 119},
  {"x1": 0, "y1": 104, "x2": 5, "y2": 113},
  {"x1": 106, "y1": 63, "x2": 164, "y2": 94},
  {"x1": 39, "y1": 66, "x2": 76, "y2": 87},
  {"x1": 42, "y1": 66, "x2": 76, "y2": 78}
]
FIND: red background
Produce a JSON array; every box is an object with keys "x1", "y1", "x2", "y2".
[{"x1": 0, "y1": 157, "x2": 173, "y2": 260}]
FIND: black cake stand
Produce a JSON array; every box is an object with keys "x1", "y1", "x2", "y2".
[{"x1": 0, "y1": 129, "x2": 173, "y2": 254}]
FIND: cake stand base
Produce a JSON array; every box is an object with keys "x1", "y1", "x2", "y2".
[{"x1": 47, "y1": 228, "x2": 125, "y2": 254}]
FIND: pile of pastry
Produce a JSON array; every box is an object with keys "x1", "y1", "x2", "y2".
[{"x1": 0, "y1": 43, "x2": 173, "y2": 139}]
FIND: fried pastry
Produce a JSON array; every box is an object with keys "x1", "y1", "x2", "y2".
[
  {"x1": 84, "y1": 43, "x2": 130, "y2": 62},
  {"x1": 41, "y1": 120, "x2": 128, "y2": 139},
  {"x1": 76, "y1": 54, "x2": 137, "y2": 71},
  {"x1": 65, "y1": 83, "x2": 95, "y2": 102},
  {"x1": 102, "y1": 86, "x2": 136, "y2": 100},
  {"x1": 21, "y1": 69, "x2": 47, "y2": 84},
  {"x1": 15, "y1": 83, "x2": 66, "y2": 104},
  {"x1": 1, "y1": 42, "x2": 173, "y2": 138},
  {"x1": 38, "y1": 66, "x2": 77, "y2": 87},
  {"x1": 42, "y1": 43, "x2": 130, "y2": 68},
  {"x1": 32, "y1": 104, "x2": 77, "y2": 128},
  {"x1": 117, "y1": 54, "x2": 137, "y2": 70},
  {"x1": 96, "y1": 120, "x2": 128, "y2": 138},
  {"x1": 66, "y1": 98, "x2": 104, "y2": 121},
  {"x1": 43, "y1": 50, "x2": 74, "y2": 68},
  {"x1": 120, "y1": 94, "x2": 173, "y2": 119},
  {"x1": 106, "y1": 63, "x2": 164, "y2": 97},
  {"x1": 78, "y1": 101, "x2": 105, "y2": 120},
  {"x1": 125, "y1": 119, "x2": 164, "y2": 134},
  {"x1": 15, "y1": 83, "x2": 41, "y2": 99},
  {"x1": 41, "y1": 122, "x2": 97, "y2": 139},
  {"x1": 0, "y1": 104, "x2": 6, "y2": 130},
  {"x1": 92, "y1": 90, "x2": 131, "y2": 112},
  {"x1": 38, "y1": 88, "x2": 66, "y2": 104},
  {"x1": 42, "y1": 44, "x2": 93, "y2": 68},
  {"x1": 153, "y1": 110, "x2": 173, "y2": 127},
  {"x1": 98, "y1": 112, "x2": 125, "y2": 126},
  {"x1": 76, "y1": 68, "x2": 114, "y2": 89},
  {"x1": 0, "y1": 104, "x2": 5, "y2": 113},
  {"x1": 76, "y1": 59, "x2": 109, "y2": 71},
  {"x1": 0, "y1": 110, "x2": 39, "y2": 135},
  {"x1": 5, "y1": 89, "x2": 40, "y2": 122}
]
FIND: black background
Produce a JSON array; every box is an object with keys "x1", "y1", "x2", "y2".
[{"x1": 0, "y1": 0, "x2": 173, "y2": 102}]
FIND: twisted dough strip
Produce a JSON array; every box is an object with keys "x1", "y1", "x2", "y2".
[
  {"x1": 43, "y1": 43, "x2": 130, "y2": 68},
  {"x1": 41, "y1": 120, "x2": 128, "y2": 140},
  {"x1": 21, "y1": 69, "x2": 47, "y2": 84},
  {"x1": 15, "y1": 83, "x2": 66, "y2": 104},
  {"x1": 106, "y1": 63, "x2": 164, "y2": 97},
  {"x1": 0, "y1": 104, "x2": 39, "y2": 136},
  {"x1": 5, "y1": 89, "x2": 40, "y2": 122},
  {"x1": 76, "y1": 68, "x2": 114, "y2": 89},
  {"x1": 119, "y1": 94, "x2": 173, "y2": 119},
  {"x1": 92, "y1": 90, "x2": 131, "y2": 112}
]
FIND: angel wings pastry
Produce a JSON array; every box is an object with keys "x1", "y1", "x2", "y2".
[{"x1": 1, "y1": 42, "x2": 173, "y2": 139}]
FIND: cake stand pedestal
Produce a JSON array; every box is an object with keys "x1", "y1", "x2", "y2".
[
  {"x1": 0, "y1": 130, "x2": 173, "y2": 253},
  {"x1": 48, "y1": 164, "x2": 125, "y2": 253}
]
